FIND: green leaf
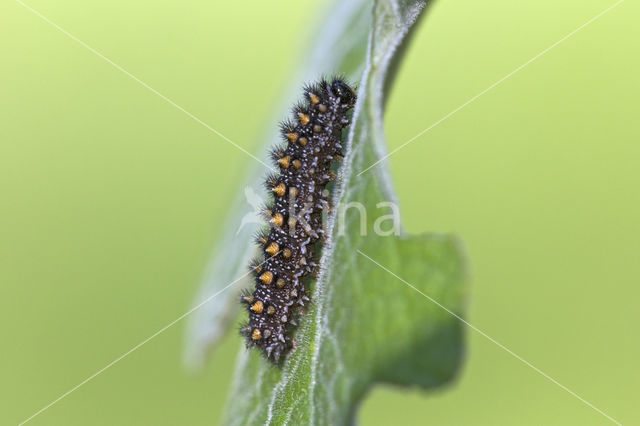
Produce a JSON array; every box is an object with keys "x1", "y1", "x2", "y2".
[{"x1": 216, "y1": 0, "x2": 470, "y2": 424}]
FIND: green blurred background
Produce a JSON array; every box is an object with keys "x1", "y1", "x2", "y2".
[{"x1": 1, "y1": 0, "x2": 638, "y2": 424}]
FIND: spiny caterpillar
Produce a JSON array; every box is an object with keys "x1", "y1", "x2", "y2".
[{"x1": 240, "y1": 77, "x2": 356, "y2": 362}]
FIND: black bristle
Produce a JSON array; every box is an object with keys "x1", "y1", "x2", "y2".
[
  {"x1": 269, "y1": 147, "x2": 287, "y2": 165},
  {"x1": 253, "y1": 228, "x2": 270, "y2": 246},
  {"x1": 247, "y1": 256, "x2": 264, "y2": 274},
  {"x1": 279, "y1": 120, "x2": 296, "y2": 137},
  {"x1": 291, "y1": 101, "x2": 307, "y2": 115},
  {"x1": 263, "y1": 172, "x2": 280, "y2": 190}
]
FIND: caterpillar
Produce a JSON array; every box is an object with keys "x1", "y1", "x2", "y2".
[{"x1": 240, "y1": 77, "x2": 356, "y2": 362}]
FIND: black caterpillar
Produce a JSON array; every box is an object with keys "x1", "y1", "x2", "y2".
[{"x1": 240, "y1": 77, "x2": 356, "y2": 362}]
